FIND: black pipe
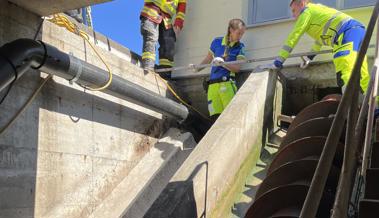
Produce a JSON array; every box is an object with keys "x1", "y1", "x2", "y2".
[
  {"x1": 0, "y1": 38, "x2": 189, "y2": 121},
  {"x1": 0, "y1": 39, "x2": 45, "y2": 91}
]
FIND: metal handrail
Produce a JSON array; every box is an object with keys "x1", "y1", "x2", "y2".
[{"x1": 299, "y1": 1, "x2": 379, "y2": 217}]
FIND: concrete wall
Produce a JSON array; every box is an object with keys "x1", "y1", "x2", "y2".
[
  {"x1": 0, "y1": 1, "x2": 190, "y2": 218},
  {"x1": 145, "y1": 70, "x2": 282, "y2": 218}
]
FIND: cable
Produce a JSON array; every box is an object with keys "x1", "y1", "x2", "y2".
[
  {"x1": 152, "y1": 71, "x2": 211, "y2": 121},
  {"x1": 47, "y1": 13, "x2": 112, "y2": 91},
  {"x1": 0, "y1": 75, "x2": 52, "y2": 137},
  {"x1": 0, "y1": 56, "x2": 17, "y2": 105}
]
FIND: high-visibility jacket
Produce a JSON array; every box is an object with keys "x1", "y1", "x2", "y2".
[
  {"x1": 141, "y1": 0, "x2": 186, "y2": 29},
  {"x1": 278, "y1": 3, "x2": 352, "y2": 62}
]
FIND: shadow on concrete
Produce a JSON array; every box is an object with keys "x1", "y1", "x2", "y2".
[
  {"x1": 0, "y1": 74, "x2": 170, "y2": 218},
  {"x1": 144, "y1": 161, "x2": 208, "y2": 218},
  {"x1": 0, "y1": 13, "x2": 46, "y2": 217}
]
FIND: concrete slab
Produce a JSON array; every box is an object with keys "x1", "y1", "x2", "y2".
[{"x1": 8, "y1": 0, "x2": 112, "y2": 16}]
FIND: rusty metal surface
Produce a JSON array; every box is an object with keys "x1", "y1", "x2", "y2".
[
  {"x1": 245, "y1": 184, "x2": 307, "y2": 218},
  {"x1": 246, "y1": 97, "x2": 346, "y2": 218},
  {"x1": 287, "y1": 100, "x2": 339, "y2": 133},
  {"x1": 245, "y1": 184, "x2": 334, "y2": 218},
  {"x1": 280, "y1": 117, "x2": 335, "y2": 149},
  {"x1": 269, "y1": 136, "x2": 344, "y2": 174},
  {"x1": 321, "y1": 94, "x2": 342, "y2": 101},
  {"x1": 256, "y1": 158, "x2": 340, "y2": 199}
]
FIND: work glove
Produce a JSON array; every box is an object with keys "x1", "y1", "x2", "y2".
[
  {"x1": 188, "y1": 63, "x2": 198, "y2": 73},
  {"x1": 212, "y1": 57, "x2": 225, "y2": 66},
  {"x1": 273, "y1": 59, "x2": 283, "y2": 69}
]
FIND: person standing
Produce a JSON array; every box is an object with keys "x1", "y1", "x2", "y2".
[
  {"x1": 140, "y1": 0, "x2": 186, "y2": 79},
  {"x1": 192, "y1": 19, "x2": 246, "y2": 121}
]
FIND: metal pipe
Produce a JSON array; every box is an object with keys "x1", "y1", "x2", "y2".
[
  {"x1": 362, "y1": 60, "x2": 379, "y2": 178},
  {"x1": 299, "y1": 1, "x2": 379, "y2": 217},
  {"x1": 362, "y1": 15, "x2": 379, "y2": 178},
  {"x1": 0, "y1": 38, "x2": 189, "y2": 121},
  {"x1": 331, "y1": 77, "x2": 360, "y2": 218}
]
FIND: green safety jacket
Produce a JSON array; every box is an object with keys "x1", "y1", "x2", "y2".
[{"x1": 278, "y1": 3, "x2": 352, "y2": 62}]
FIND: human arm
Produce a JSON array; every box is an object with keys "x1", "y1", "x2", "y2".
[
  {"x1": 174, "y1": 0, "x2": 186, "y2": 36},
  {"x1": 191, "y1": 51, "x2": 213, "y2": 72},
  {"x1": 275, "y1": 10, "x2": 312, "y2": 67}
]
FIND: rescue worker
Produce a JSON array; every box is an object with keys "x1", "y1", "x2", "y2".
[
  {"x1": 191, "y1": 19, "x2": 246, "y2": 121},
  {"x1": 272, "y1": 0, "x2": 370, "y2": 93},
  {"x1": 140, "y1": 0, "x2": 186, "y2": 79}
]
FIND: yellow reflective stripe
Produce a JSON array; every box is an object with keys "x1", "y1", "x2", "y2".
[
  {"x1": 161, "y1": 2, "x2": 177, "y2": 17},
  {"x1": 145, "y1": 0, "x2": 162, "y2": 8},
  {"x1": 159, "y1": 58, "x2": 173, "y2": 66},
  {"x1": 176, "y1": 12, "x2": 185, "y2": 20},
  {"x1": 142, "y1": 52, "x2": 156, "y2": 60},
  {"x1": 142, "y1": 7, "x2": 160, "y2": 19}
]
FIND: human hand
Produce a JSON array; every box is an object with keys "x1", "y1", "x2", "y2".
[
  {"x1": 273, "y1": 59, "x2": 283, "y2": 69},
  {"x1": 174, "y1": 26, "x2": 181, "y2": 37},
  {"x1": 212, "y1": 57, "x2": 225, "y2": 66},
  {"x1": 188, "y1": 63, "x2": 198, "y2": 73}
]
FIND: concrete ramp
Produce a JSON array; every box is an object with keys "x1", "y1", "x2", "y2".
[
  {"x1": 145, "y1": 71, "x2": 282, "y2": 218},
  {"x1": 90, "y1": 128, "x2": 196, "y2": 218}
]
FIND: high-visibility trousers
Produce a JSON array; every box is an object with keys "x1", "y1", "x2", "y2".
[
  {"x1": 207, "y1": 80, "x2": 237, "y2": 116},
  {"x1": 333, "y1": 26, "x2": 370, "y2": 93}
]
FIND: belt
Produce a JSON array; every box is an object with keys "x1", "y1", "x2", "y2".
[{"x1": 208, "y1": 76, "x2": 235, "y2": 85}]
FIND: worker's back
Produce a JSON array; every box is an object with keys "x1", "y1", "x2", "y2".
[{"x1": 304, "y1": 3, "x2": 352, "y2": 46}]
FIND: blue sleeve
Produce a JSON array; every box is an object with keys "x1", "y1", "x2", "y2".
[{"x1": 209, "y1": 38, "x2": 217, "y2": 57}]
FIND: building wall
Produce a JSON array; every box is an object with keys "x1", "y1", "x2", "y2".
[{"x1": 0, "y1": 1, "x2": 179, "y2": 218}]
